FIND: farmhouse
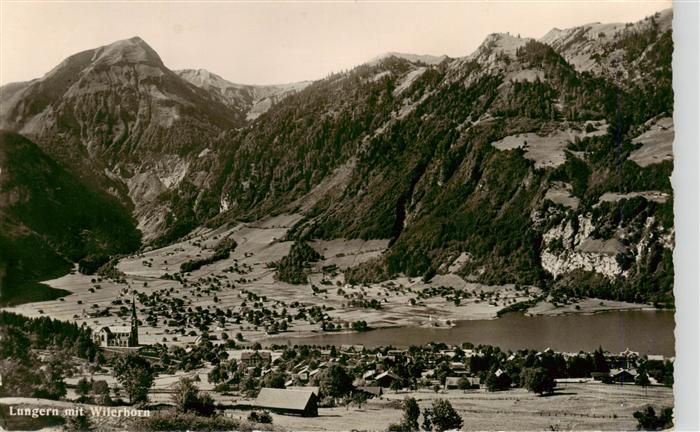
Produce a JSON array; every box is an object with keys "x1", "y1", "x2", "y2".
[
  {"x1": 357, "y1": 386, "x2": 383, "y2": 398},
  {"x1": 609, "y1": 368, "x2": 638, "y2": 383},
  {"x1": 372, "y1": 371, "x2": 400, "y2": 388},
  {"x1": 241, "y1": 351, "x2": 272, "y2": 367},
  {"x1": 252, "y1": 388, "x2": 318, "y2": 417}
]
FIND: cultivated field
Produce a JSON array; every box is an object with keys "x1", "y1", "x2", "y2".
[
  {"x1": 3, "y1": 214, "x2": 544, "y2": 346},
  {"x1": 629, "y1": 117, "x2": 674, "y2": 167}
]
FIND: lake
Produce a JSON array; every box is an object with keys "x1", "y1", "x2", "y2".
[{"x1": 267, "y1": 310, "x2": 675, "y2": 356}]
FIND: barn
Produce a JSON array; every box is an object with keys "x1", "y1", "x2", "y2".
[{"x1": 252, "y1": 388, "x2": 318, "y2": 417}]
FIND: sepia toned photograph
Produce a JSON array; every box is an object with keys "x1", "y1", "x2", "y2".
[{"x1": 0, "y1": 1, "x2": 695, "y2": 431}]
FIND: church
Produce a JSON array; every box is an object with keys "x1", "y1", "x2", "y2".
[{"x1": 93, "y1": 299, "x2": 139, "y2": 347}]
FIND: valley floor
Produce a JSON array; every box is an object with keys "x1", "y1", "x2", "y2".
[{"x1": 2, "y1": 214, "x2": 652, "y2": 349}]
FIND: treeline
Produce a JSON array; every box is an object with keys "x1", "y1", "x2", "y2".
[
  {"x1": 180, "y1": 237, "x2": 238, "y2": 273},
  {"x1": 0, "y1": 311, "x2": 98, "y2": 360},
  {"x1": 274, "y1": 241, "x2": 322, "y2": 284},
  {"x1": 0, "y1": 311, "x2": 100, "y2": 399}
]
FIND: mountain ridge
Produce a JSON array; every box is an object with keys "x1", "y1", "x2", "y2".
[{"x1": 0, "y1": 9, "x2": 675, "y2": 305}]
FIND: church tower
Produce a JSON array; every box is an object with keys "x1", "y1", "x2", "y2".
[{"x1": 129, "y1": 295, "x2": 139, "y2": 347}]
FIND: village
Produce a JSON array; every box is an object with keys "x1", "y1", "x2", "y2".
[
  {"x1": 2, "y1": 310, "x2": 674, "y2": 432},
  {"x1": 0, "y1": 214, "x2": 674, "y2": 430}
]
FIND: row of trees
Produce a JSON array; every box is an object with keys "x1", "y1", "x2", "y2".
[{"x1": 389, "y1": 398, "x2": 462, "y2": 432}]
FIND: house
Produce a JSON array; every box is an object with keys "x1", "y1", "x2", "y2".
[
  {"x1": 421, "y1": 369, "x2": 436, "y2": 379},
  {"x1": 467, "y1": 377, "x2": 481, "y2": 388},
  {"x1": 93, "y1": 299, "x2": 139, "y2": 347},
  {"x1": 494, "y1": 368, "x2": 508, "y2": 378},
  {"x1": 340, "y1": 344, "x2": 365, "y2": 354},
  {"x1": 609, "y1": 368, "x2": 638, "y2": 383},
  {"x1": 241, "y1": 351, "x2": 272, "y2": 367},
  {"x1": 440, "y1": 350, "x2": 456, "y2": 358},
  {"x1": 253, "y1": 388, "x2": 318, "y2": 417},
  {"x1": 373, "y1": 371, "x2": 400, "y2": 388},
  {"x1": 450, "y1": 362, "x2": 467, "y2": 372},
  {"x1": 357, "y1": 386, "x2": 383, "y2": 398},
  {"x1": 462, "y1": 349, "x2": 476, "y2": 358},
  {"x1": 619, "y1": 348, "x2": 639, "y2": 358},
  {"x1": 444, "y1": 377, "x2": 462, "y2": 389},
  {"x1": 362, "y1": 370, "x2": 377, "y2": 381},
  {"x1": 297, "y1": 371, "x2": 309, "y2": 382}
]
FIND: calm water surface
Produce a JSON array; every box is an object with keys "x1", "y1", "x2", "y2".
[{"x1": 267, "y1": 310, "x2": 675, "y2": 356}]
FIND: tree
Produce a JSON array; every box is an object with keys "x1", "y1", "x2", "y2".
[
  {"x1": 263, "y1": 372, "x2": 286, "y2": 389},
  {"x1": 171, "y1": 377, "x2": 215, "y2": 417},
  {"x1": 391, "y1": 378, "x2": 403, "y2": 393},
  {"x1": 207, "y1": 364, "x2": 228, "y2": 384},
  {"x1": 352, "y1": 320, "x2": 369, "y2": 332},
  {"x1": 635, "y1": 371, "x2": 651, "y2": 387},
  {"x1": 633, "y1": 405, "x2": 673, "y2": 430},
  {"x1": 248, "y1": 410, "x2": 273, "y2": 424},
  {"x1": 457, "y1": 376, "x2": 472, "y2": 391},
  {"x1": 92, "y1": 380, "x2": 111, "y2": 405},
  {"x1": 242, "y1": 374, "x2": 259, "y2": 398},
  {"x1": 76, "y1": 377, "x2": 92, "y2": 397},
  {"x1": 35, "y1": 358, "x2": 67, "y2": 400},
  {"x1": 113, "y1": 353, "x2": 155, "y2": 404},
  {"x1": 319, "y1": 364, "x2": 354, "y2": 398},
  {"x1": 0, "y1": 327, "x2": 30, "y2": 363},
  {"x1": 521, "y1": 367, "x2": 556, "y2": 395},
  {"x1": 485, "y1": 370, "x2": 511, "y2": 392},
  {"x1": 172, "y1": 377, "x2": 199, "y2": 414},
  {"x1": 65, "y1": 413, "x2": 93, "y2": 432},
  {"x1": 192, "y1": 392, "x2": 216, "y2": 417},
  {"x1": 422, "y1": 399, "x2": 463, "y2": 432},
  {"x1": 566, "y1": 354, "x2": 593, "y2": 378},
  {"x1": 402, "y1": 397, "x2": 420, "y2": 431},
  {"x1": 352, "y1": 391, "x2": 369, "y2": 409},
  {"x1": 592, "y1": 347, "x2": 610, "y2": 373}
]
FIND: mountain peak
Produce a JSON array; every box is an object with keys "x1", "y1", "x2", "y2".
[
  {"x1": 90, "y1": 36, "x2": 164, "y2": 68},
  {"x1": 467, "y1": 32, "x2": 532, "y2": 61},
  {"x1": 176, "y1": 68, "x2": 240, "y2": 91},
  {"x1": 368, "y1": 52, "x2": 448, "y2": 66}
]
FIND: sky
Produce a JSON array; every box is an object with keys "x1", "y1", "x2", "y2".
[{"x1": 0, "y1": 1, "x2": 671, "y2": 86}]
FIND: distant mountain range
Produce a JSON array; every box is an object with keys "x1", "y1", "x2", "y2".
[
  {"x1": 0, "y1": 9, "x2": 674, "y2": 304},
  {"x1": 175, "y1": 68, "x2": 312, "y2": 121}
]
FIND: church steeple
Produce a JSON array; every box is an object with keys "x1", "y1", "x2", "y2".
[{"x1": 130, "y1": 294, "x2": 139, "y2": 346}]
